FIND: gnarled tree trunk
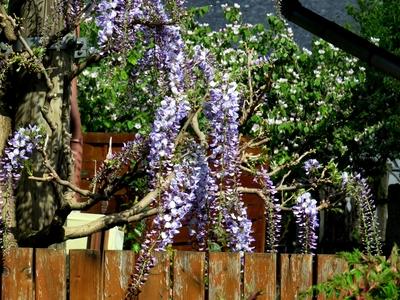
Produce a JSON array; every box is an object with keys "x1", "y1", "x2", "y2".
[{"x1": 0, "y1": 0, "x2": 74, "y2": 247}]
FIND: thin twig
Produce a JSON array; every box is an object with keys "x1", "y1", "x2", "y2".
[
  {"x1": 190, "y1": 108, "x2": 207, "y2": 146},
  {"x1": 268, "y1": 150, "x2": 315, "y2": 176}
]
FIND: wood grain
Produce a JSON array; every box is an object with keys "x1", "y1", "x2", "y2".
[
  {"x1": 103, "y1": 250, "x2": 135, "y2": 299},
  {"x1": 138, "y1": 252, "x2": 170, "y2": 300},
  {"x1": 317, "y1": 255, "x2": 348, "y2": 300},
  {"x1": 35, "y1": 248, "x2": 66, "y2": 300},
  {"x1": 2, "y1": 248, "x2": 34, "y2": 300},
  {"x1": 69, "y1": 250, "x2": 102, "y2": 300},
  {"x1": 173, "y1": 251, "x2": 205, "y2": 300},
  {"x1": 280, "y1": 254, "x2": 313, "y2": 300},
  {"x1": 244, "y1": 253, "x2": 277, "y2": 300},
  {"x1": 208, "y1": 252, "x2": 241, "y2": 300}
]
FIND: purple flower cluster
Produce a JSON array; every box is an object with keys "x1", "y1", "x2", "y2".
[
  {"x1": 188, "y1": 148, "x2": 214, "y2": 250},
  {"x1": 147, "y1": 18, "x2": 189, "y2": 183},
  {"x1": 147, "y1": 97, "x2": 189, "y2": 182},
  {"x1": 95, "y1": 0, "x2": 148, "y2": 52},
  {"x1": 127, "y1": 3, "x2": 194, "y2": 296},
  {"x1": 157, "y1": 25, "x2": 186, "y2": 97},
  {"x1": 206, "y1": 77, "x2": 241, "y2": 181},
  {"x1": 194, "y1": 46, "x2": 254, "y2": 252},
  {"x1": 63, "y1": 0, "x2": 83, "y2": 26},
  {"x1": 95, "y1": 0, "x2": 185, "y2": 54},
  {"x1": 127, "y1": 242, "x2": 157, "y2": 298},
  {"x1": 255, "y1": 168, "x2": 281, "y2": 252},
  {"x1": 293, "y1": 192, "x2": 319, "y2": 254},
  {"x1": 303, "y1": 158, "x2": 321, "y2": 175},
  {"x1": 153, "y1": 158, "x2": 199, "y2": 251},
  {"x1": 342, "y1": 173, "x2": 381, "y2": 255},
  {"x1": 222, "y1": 194, "x2": 254, "y2": 252},
  {"x1": 129, "y1": 142, "x2": 203, "y2": 296},
  {"x1": 0, "y1": 125, "x2": 42, "y2": 184}
]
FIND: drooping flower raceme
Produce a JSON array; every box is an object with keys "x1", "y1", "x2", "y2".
[
  {"x1": 222, "y1": 192, "x2": 254, "y2": 252},
  {"x1": 194, "y1": 46, "x2": 254, "y2": 252},
  {"x1": 342, "y1": 173, "x2": 382, "y2": 255},
  {"x1": 255, "y1": 168, "x2": 281, "y2": 252},
  {"x1": 96, "y1": 0, "x2": 152, "y2": 52},
  {"x1": 147, "y1": 17, "x2": 189, "y2": 182},
  {"x1": 128, "y1": 141, "x2": 204, "y2": 297},
  {"x1": 188, "y1": 147, "x2": 214, "y2": 250},
  {"x1": 293, "y1": 192, "x2": 319, "y2": 254},
  {"x1": 0, "y1": 125, "x2": 42, "y2": 185},
  {"x1": 124, "y1": 3, "x2": 195, "y2": 297}
]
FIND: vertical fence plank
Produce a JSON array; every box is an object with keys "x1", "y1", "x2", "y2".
[
  {"x1": 2, "y1": 248, "x2": 34, "y2": 300},
  {"x1": 35, "y1": 248, "x2": 66, "y2": 300},
  {"x1": 138, "y1": 252, "x2": 170, "y2": 300},
  {"x1": 208, "y1": 252, "x2": 241, "y2": 300},
  {"x1": 280, "y1": 254, "x2": 313, "y2": 300},
  {"x1": 317, "y1": 255, "x2": 348, "y2": 300},
  {"x1": 103, "y1": 250, "x2": 135, "y2": 299},
  {"x1": 244, "y1": 253, "x2": 277, "y2": 300},
  {"x1": 173, "y1": 251, "x2": 205, "y2": 300},
  {"x1": 69, "y1": 250, "x2": 102, "y2": 300}
]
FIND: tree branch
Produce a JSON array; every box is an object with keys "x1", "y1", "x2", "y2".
[
  {"x1": 64, "y1": 207, "x2": 160, "y2": 240},
  {"x1": 190, "y1": 108, "x2": 207, "y2": 146},
  {"x1": 268, "y1": 150, "x2": 315, "y2": 176}
]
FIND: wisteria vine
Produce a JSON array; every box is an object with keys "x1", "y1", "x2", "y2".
[
  {"x1": 255, "y1": 168, "x2": 281, "y2": 252},
  {"x1": 342, "y1": 172, "x2": 382, "y2": 255},
  {"x1": 0, "y1": 0, "x2": 389, "y2": 298},
  {"x1": 293, "y1": 192, "x2": 319, "y2": 254}
]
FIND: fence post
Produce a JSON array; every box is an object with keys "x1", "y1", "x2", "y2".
[
  {"x1": 2, "y1": 248, "x2": 34, "y2": 300},
  {"x1": 173, "y1": 251, "x2": 205, "y2": 300},
  {"x1": 69, "y1": 250, "x2": 102, "y2": 300},
  {"x1": 280, "y1": 254, "x2": 313, "y2": 300},
  {"x1": 35, "y1": 248, "x2": 67, "y2": 300},
  {"x1": 208, "y1": 252, "x2": 241, "y2": 300},
  {"x1": 103, "y1": 250, "x2": 135, "y2": 299}
]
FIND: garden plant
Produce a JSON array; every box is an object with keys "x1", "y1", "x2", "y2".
[{"x1": 0, "y1": 0, "x2": 390, "y2": 297}]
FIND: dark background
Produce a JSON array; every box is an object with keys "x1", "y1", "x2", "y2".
[{"x1": 187, "y1": 0, "x2": 358, "y2": 47}]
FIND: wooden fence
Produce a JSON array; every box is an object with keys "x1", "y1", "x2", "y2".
[{"x1": 1, "y1": 248, "x2": 348, "y2": 300}]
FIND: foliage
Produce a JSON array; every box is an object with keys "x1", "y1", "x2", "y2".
[
  {"x1": 78, "y1": 21, "x2": 156, "y2": 133},
  {"x1": 181, "y1": 7, "x2": 366, "y2": 170},
  {"x1": 0, "y1": 1, "x2": 389, "y2": 297},
  {"x1": 346, "y1": 0, "x2": 400, "y2": 178},
  {"x1": 75, "y1": 3, "x2": 385, "y2": 254},
  {"x1": 303, "y1": 245, "x2": 400, "y2": 299}
]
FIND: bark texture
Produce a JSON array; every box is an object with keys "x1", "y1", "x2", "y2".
[{"x1": 0, "y1": 0, "x2": 73, "y2": 245}]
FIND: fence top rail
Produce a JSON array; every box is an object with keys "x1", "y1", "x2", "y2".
[{"x1": 2, "y1": 248, "x2": 347, "y2": 300}]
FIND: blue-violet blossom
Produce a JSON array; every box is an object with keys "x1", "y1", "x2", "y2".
[
  {"x1": 293, "y1": 192, "x2": 319, "y2": 254},
  {"x1": 255, "y1": 168, "x2": 281, "y2": 252},
  {"x1": 342, "y1": 173, "x2": 382, "y2": 255},
  {"x1": 303, "y1": 159, "x2": 321, "y2": 175},
  {"x1": 0, "y1": 125, "x2": 42, "y2": 184}
]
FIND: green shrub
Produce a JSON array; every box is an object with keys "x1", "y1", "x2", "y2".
[{"x1": 303, "y1": 245, "x2": 400, "y2": 299}]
